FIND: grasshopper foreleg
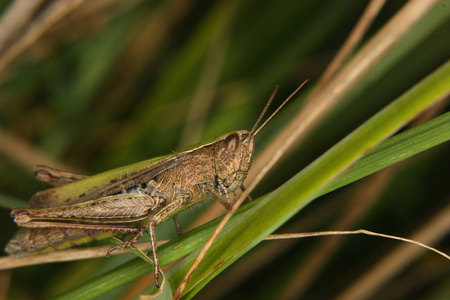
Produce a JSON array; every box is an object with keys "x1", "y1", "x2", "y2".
[
  {"x1": 149, "y1": 221, "x2": 162, "y2": 287},
  {"x1": 105, "y1": 228, "x2": 146, "y2": 257},
  {"x1": 213, "y1": 178, "x2": 233, "y2": 209}
]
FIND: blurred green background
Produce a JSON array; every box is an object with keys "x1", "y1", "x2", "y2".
[{"x1": 0, "y1": 0, "x2": 448, "y2": 299}]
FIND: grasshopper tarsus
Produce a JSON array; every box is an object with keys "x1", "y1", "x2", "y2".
[{"x1": 154, "y1": 270, "x2": 162, "y2": 288}]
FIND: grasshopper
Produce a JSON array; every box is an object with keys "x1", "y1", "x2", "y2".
[{"x1": 5, "y1": 85, "x2": 299, "y2": 286}]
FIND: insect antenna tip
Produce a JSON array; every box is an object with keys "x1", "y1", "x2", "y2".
[{"x1": 252, "y1": 79, "x2": 308, "y2": 137}]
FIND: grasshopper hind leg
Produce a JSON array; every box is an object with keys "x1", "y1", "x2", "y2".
[{"x1": 104, "y1": 225, "x2": 163, "y2": 288}]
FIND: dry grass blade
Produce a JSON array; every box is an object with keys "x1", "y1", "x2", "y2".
[
  {"x1": 0, "y1": 0, "x2": 88, "y2": 78},
  {"x1": 278, "y1": 98, "x2": 448, "y2": 299},
  {"x1": 0, "y1": 0, "x2": 45, "y2": 54},
  {"x1": 0, "y1": 240, "x2": 168, "y2": 270},
  {"x1": 265, "y1": 228, "x2": 450, "y2": 260},
  {"x1": 247, "y1": 0, "x2": 440, "y2": 186},
  {"x1": 317, "y1": 0, "x2": 386, "y2": 86},
  {"x1": 280, "y1": 169, "x2": 398, "y2": 299},
  {"x1": 0, "y1": 127, "x2": 77, "y2": 173},
  {"x1": 334, "y1": 202, "x2": 450, "y2": 300}
]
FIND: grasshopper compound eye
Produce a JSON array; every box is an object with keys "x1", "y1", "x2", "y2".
[{"x1": 224, "y1": 133, "x2": 239, "y2": 153}]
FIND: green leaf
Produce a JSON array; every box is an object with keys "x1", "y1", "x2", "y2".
[
  {"x1": 174, "y1": 59, "x2": 450, "y2": 299},
  {"x1": 55, "y1": 60, "x2": 450, "y2": 300},
  {"x1": 3, "y1": 2, "x2": 449, "y2": 299},
  {"x1": 0, "y1": 193, "x2": 28, "y2": 209}
]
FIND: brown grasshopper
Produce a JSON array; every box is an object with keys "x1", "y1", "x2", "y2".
[{"x1": 5, "y1": 85, "x2": 299, "y2": 286}]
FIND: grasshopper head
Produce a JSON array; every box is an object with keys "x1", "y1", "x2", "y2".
[
  {"x1": 213, "y1": 130, "x2": 254, "y2": 194},
  {"x1": 211, "y1": 81, "x2": 307, "y2": 205}
]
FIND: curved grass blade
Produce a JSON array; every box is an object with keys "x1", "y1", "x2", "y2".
[
  {"x1": 173, "y1": 60, "x2": 450, "y2": 298},
  {"x1": 54, "y1": 60, "x2": 450, "y2": 299}
]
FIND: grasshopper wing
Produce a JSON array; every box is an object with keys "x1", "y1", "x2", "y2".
[
  {"x1": 34, "y1": 166, "x2": 89, "y2": 187},
  {"x1": 29, "y1": 154, "x2": 181, "y2": 209}
]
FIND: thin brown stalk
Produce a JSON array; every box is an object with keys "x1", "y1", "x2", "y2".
[
  {"x1": 317, "y1": 0, "x2": 386, "y2": 87},
  {"x1": 0, "y1": 0, "x2": 46, "y2": 55},
  {"x1": 333, "y1": 202, "x2": 450, "y2": 300},
  {"x1": 198, "y1": 198, "x2": 342, "y2": 298},
  {"x1": 0, "y1": 127, "x2": 76, "y2": 173},
  {"x1": 279, "y1": 98, "x2": 447, "y2": 299},
  {"x1": 188, "y1": 203, "x2": 228, "y2": 230},
  {"x1": 0, "y1": 240, "x2": 168, "y2": 270},
  {"x1": 173, "y1": 183, "x2": 249, "y2": 298},
  {"x1": 265, "y1": 229, "x2": 450, "y2": 260},
  {"x1": 376, "y1": 257, "x2": 449, "y2": 300},
  {"x1": 0, "y1": 0, "x2": 88, "y2": 78},
  {"x1": 247, "y1": 0, "x2": 439, "y2": 188},
  {"x1": 280, "y1": 168, "x2": 397, "y2": 299}
]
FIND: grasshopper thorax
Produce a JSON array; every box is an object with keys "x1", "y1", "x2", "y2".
[{"x1": 212, "y1": 130, "x2": 254, "y2": 195}]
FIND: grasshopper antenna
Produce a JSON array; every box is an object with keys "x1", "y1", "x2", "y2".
[
  {"x1": 252, "y1": 79, "x2": 308, "y2": 137},
  {"x1": 248, "y1": 85, "x2": 279, "y2": 138}
]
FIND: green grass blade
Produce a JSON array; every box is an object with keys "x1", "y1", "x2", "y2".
[
  {"x1": 0, "y1": 193, "x2": 28, "y2": 209},
  {"x1": 175, "y1": 61, "x2": 450, "y2": 298},
  {"x1": 323, "y1": 111, "x2": 450, "y2": 194},
  {"x1": 54, "y1": 60, "x2": 450, "y2": 299}
]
